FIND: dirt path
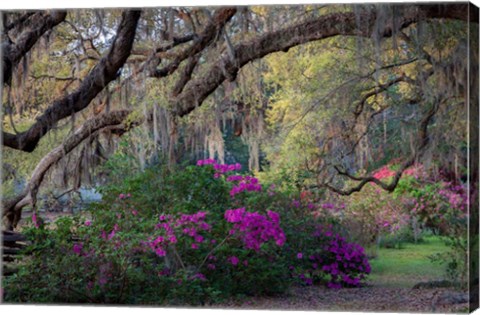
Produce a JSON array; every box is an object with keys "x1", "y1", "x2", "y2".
[{"x1": 219, "y1": 285, "x2": 469, "y2": 313}]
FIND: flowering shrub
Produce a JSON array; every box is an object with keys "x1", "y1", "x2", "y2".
[
  {"x1": 145, "y1": 212, "x2": 211, "y2": 257},
  {"x1": 288, "y1": 225, "x2": 370, "y2": 288},
  {"x1": 373, "y1": 163, "x2": 426, "y2": 181},
  {"x1": 228, "y1": 176, "x2": 262, "y2": 197},
  {"x1": 372, "y1": 165, "x2": 396, "y2": 180},
  {"x1": 332, "y1": 186, "x2": 410, "y2": 251},
  {"x1": 395, "y1": 173, "x2": 468, "y2": 236},
  {"x1": 225, "y1": 208, "x2": 285, "y2": 250},
  {"x1": 4, "y1": 161, "x2": 292, "y2": 304},
  {"x1": 394, "y1": 172, "x2": 468, "y2": 284},
  {"x1": 4, "y1": 159, "x2": 376, "y2": 304}
]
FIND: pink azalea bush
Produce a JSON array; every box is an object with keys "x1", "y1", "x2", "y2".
[
  {"x1": 225, "y1": 208, "x2": 286, "y2": 250},
  {"x1": 393, "y1": 166, "x2": 468, "y2": 236},
  {"x1": 8, "y1": 159, "x2": 373, "y2": 304}
]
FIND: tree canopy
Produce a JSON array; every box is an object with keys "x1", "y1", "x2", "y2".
[{"x1": 1, "y1": 3, "x2": 478, "y2": 229}]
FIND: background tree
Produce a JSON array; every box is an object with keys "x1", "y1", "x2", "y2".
[{"x1": 1, "y1": 3, "x2": 477, "y2": 230}]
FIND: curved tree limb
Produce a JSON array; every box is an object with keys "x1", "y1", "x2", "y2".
[
  {"x1": 2, "y1": 11, "x2": 67, "y2": 85},
  {"x1": 4, "y1": 12, "x2": 37, "y2": 33},
  {"x1": 353, "y1": 74, "x2": 414, "y2": 117},
  {"x1": 2, "y1": 110, "x2": 138, "y2": 230},
  {"x1": 118, "y1": 8, "x2": 236, "y2": 95},
  {"x1": 173, "y1": 3, "x2": 473, "y2": 117},
  {"x1": 323, "y1": 98, "x2": 440, "y2": 195},
  {"x1": 171, "y1": 53, "x2": 200, "y2": 97},
  {"x1": 3, "y1": 10, "x2": 141, "y2": 152},
  {"x1": 151, "y1": 7, "x2": 236, "y2": 78}
]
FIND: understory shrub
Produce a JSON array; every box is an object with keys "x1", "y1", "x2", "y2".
[
  {"x1": 287, "y1": 224, "x2": 371, "y2": 288},
  {"x1": 3, "y1": 159, "x2": 370, "y2": 304},
  {"x1": 324, "y1": 164, "x2": 468, "y2": 256}
]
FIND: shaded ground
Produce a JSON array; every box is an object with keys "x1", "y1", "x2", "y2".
[
  {"x1": 220, "y1": 286, "x2": 468, "y2": 313},
  {"x1": 220, "y1": 237, "x2": 469, "y2": 313}
]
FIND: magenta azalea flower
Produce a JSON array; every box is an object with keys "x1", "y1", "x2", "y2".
[
  {"x1": 229, "y1": 256, "x2": 239, "y2": 266},
  {"x1": 32, "y1": 212, "x2": 39, "y2": 228},
  {"x1": 73, "y1": 243, "x2": 83, "y2": 255},
  {"x1": 155, "y1": 248, "x2": 166, "y2": 256}
]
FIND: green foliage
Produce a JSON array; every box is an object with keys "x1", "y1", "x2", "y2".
[
  {"x1": 3, "y1": 164, "x2": 290, "y2": 304},
  {"x1": 96, "y1": 163, "x2": 231, "y2": 219},
  {"x1": 377, "y1": 226, "x2": 431, "y2": 249},
  {"x1": 4, "y1": 160, "x2": 375, "y2": 304},
  {"x1": 429, "y1": 236, "x2": 468, "y2": 286},
  {"x1": 2, "y1": 6, "x2": 472, "y2": 306}
]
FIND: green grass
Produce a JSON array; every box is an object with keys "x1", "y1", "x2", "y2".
[{"x1": 368, "y1": 236, "x2": 449, "y2": 288}]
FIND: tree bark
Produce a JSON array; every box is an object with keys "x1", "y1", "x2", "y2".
[
  {"x1": 151, "y1": 7, "x2": 236, "y2": 78},
  {"x1": 2, "y1": 11, "x2": 67, "y2": 85},
  {"x1": 173, "y1": 3, "x2": 473, "y2": 117},
  {"x1": 3, "y1": 10, "x2": 141, "y2": 152},
  {"x1": 2, "y1": 110, "x2": 135, "y2": 230}
]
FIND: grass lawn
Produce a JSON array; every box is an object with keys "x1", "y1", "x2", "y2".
[{"x1": 368, "y1": 236, "x2": 450, "y2": 288}]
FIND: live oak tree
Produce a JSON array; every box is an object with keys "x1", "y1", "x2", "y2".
[{"x1": 1, "y1": 4, "x2": 478, "y2": 230}]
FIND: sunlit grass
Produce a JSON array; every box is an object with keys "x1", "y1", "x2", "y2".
[{"x1": 368, "y1": 236, "x2": 449, "y2": 288}]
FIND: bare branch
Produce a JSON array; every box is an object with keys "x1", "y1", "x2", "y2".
[
  {"x1": 155, "y1": 34, "x2": 197, "y2": 53},
  {"x1": 29, "y1": 74, "x2": 76, "y2": 81},
  {"x1": 353, "y1": 74, "x2": 413, "y2": 117},
  {"x1": 323, "y1": 99, "x2": 440, "y2": 195},
  {"x1": 151, "y1": 7, "x2": 236, "y2": 78}
]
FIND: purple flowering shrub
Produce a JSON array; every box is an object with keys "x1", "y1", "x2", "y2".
[
  {"x1": 224, "y1": 208, "x2": 286, "y2": 250},
  {"x1": 201, "y1": 159, "x2": 372, "y2": 289},
  {"x1": 315, "y1": 227, "x2": 371, "y2": 288},
  {"x1": 5, "y1": 160, "x2": 291, "y2": 303},
  {"x1": 285, "y1": 222, "x2": 371, "y2": 288},
  {"x1": 5, "y1": 158, "x2": 377, "y2": 304}
]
